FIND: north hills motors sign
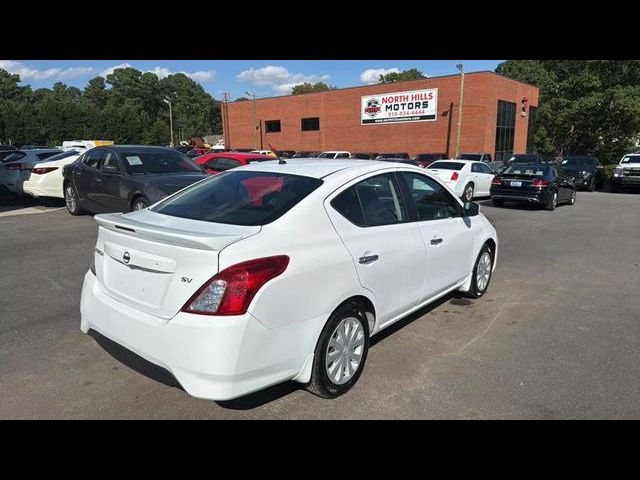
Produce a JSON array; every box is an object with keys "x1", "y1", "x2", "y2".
[{"x1": 361, "y1": 88, "x2": 438, "y2": 125}]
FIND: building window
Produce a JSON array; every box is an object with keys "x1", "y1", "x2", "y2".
[
  {"x1": 301, "y1": 117, "x2": 320, "y2": 131},
  {"x1": 526, "y1": 106, "x2": 537, "y2": 153},
  {"x1": 494, "y1": 100, "x2": 516, "y2": 162},
  {"x1": 265, "y1": 120, "x2": 281, "y2": 133}
]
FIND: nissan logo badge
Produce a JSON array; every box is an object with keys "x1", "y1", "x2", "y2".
[{"x1": 123, "y1": 252, "x2": 130, "y2": 264}]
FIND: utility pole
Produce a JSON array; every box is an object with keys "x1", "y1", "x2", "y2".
[
  {"x1": 454, "y1": 63, "x2": 465, "y2": 159},
  {"x1": 163, "y1": 99, "x2": 174, "y2": 147},
  {"x1": 245, "y1": 91, "x2": 258, "y2": 149}
]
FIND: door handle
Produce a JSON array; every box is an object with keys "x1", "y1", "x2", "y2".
[
  {"x1": 95, "y1": 178, "x2": 102, "y2": 183},
  {"x1": 430, "y1": 238, "x2": 443, "y2": 245},
  {"x1": 358, "y1": 254, "x2": 379, "y2": 264}
]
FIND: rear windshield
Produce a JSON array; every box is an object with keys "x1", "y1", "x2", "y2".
[
  {"x1": 38, "y1": 151, "x2": 79, "y2": 162},
  {"x1": 502, "y1": 165, "x2": 550, "y2": 176},
  {"x1": 458, "y1": 154, "x2": 482, "y2": 161},
  {"x1": 562, "y1": 157, "x2": 596, "y2": 167},
  {"x1": 36, "y1": 151, "x2": 63, "y2": 160},
  {"x1": 2, "y1": 152, "x2": 26, "y2": 163},
  {"x1": 122, "y1": 151, "x2": 203, "y2": 174},
  {"x1": 621, "y1": 155, "x2": 640, "y2": 164},
  {"x1": 428, "y1": 161, "x2": 465, "y2": 170},
  {"x1": 152, "y1": 170, "x2": 323, "y2": 226},
  {"x1": 318, "y1": 152, "x2": 336, "y2": 158}
]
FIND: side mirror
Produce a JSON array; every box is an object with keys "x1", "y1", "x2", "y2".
[
  {"x1": 463, "y1": 201, "x2": 480, "y2": 217},
  {"x1": 102, "y1": 164, "x2": 119, "y2": 174}
]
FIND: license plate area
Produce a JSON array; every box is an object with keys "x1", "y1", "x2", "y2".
[{"x1": 510, "y1": 181, "x2": 522, "y2": 187}]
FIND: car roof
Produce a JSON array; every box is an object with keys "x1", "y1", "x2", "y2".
[
  {"x1": 97, "y1": 145, "x2": 177, "y2": 152},
  {"x1": 239, "y1": 158, "x2": 424, "y2": 179},
  {"x1": 200, "y1": 152, "x2": 271, "y2": 160}
]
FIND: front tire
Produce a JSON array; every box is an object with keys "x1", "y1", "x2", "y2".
[
  {"x1": 463, "y1": 245, "x2": 494, "y2": 299},
  {"x1": 307, "y1": 302, "x2": 370, "y2": 399},
  {"x1": 587, "y1": 177, "x2": 595, "y2": 192},
  {"x1": 568, "y1": 188, "x2": 576, "y2": 205},
  {"x1": 64, "y1": 182, "x2": 83, "y2": 216}
]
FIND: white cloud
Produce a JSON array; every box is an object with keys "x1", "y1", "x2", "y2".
[
  {"x1": 99, "y1": 63, "x2": 132, "y2": 77},
  {"x1": 237, "y1": 65, "x2": 330, "y2": 95},
  {"x1": 0, "y1": 60, "x2": 95, "y2": 82},
  {"x1": 100, "y1": 64, "x2": 215, "y2": 83},
  {"x1": 359, "y1": 68, "x2": 401, "y2": 85}
]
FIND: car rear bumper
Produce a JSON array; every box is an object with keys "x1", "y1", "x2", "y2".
[
  {"x1": 22, "y1": 179, "x2": 62, "y2": 198},
  {"x1": 490, "y1": 188, "x2": 552, "y2": 204},
  {"x1": 80, "y1": 271, "x2": 308, "y2": 401}
]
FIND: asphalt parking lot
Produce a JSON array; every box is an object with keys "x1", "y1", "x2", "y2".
[{"x1": 1, "y1": 189, "x2": 639, "y2": 419}]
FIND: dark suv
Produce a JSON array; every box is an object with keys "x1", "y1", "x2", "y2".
[{"x1": 560, "y1": 156, "x2": 604, "y2": 191}]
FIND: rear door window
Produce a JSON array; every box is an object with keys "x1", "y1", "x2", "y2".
[
  {"x1": 353, "y1": 173, "x2": 407, "y2": 227},
  {"x1": 215, "y1": 157, "x2": 243, "y2": 171},
  {"x1": 101, "y1": 151, "x2": 121, "y2": 173},
  {"x1": 36, "y1": 151, "x2": 60, "y2": 160},
  {"x1": 83, "y1": 149, "x2": 104, "y2": 169}
]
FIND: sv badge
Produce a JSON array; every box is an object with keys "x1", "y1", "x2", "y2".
[{"x1": 181, "y1": 277, "x2": 193, "y2": 283}]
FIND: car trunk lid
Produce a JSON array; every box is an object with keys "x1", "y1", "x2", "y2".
[{"x1": 93, "y1": 209, "x2": 260, "y2": 319}]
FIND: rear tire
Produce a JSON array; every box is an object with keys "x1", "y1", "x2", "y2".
[
  {"x1": 462, "y1": 183, "x2": 474, "y2": 202},
  {"x1": 131, "y1": 196, "x2": 150, "y2": 211},
  {"x1": 64, "y1": 182, "x2": 84, "y2": 216},
  {"x1": 307, "y1": 302, "x2": 370, "y2": 399},
  {"x1": 545, "y1": 190, "x2": 558, "y2": 211},
  {"x1": 587, "y1": 177, "x2": 595, "y2": 192},
  {"x1": 463, "y1": 244, "x2": 494, "y2": 299},
  {"x1": 568, "y1": 188, "x2": 576, "y2": 205}
]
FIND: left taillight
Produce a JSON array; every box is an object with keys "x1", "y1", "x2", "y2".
[
  {"x1": 451, "y1": 171, "x2": 459, "y2": 181},
  {"x1": 31, "y1": 167, "x2": 58, "y2": 175},
  {"x1": 6, "y1": 163, "x2": 22, "y2": 170},
  {"x1": 531, "y1": 179, "x2": 551, "y2": 187},
  {"x1": 182, "y1": 255, "x2": 289, "y2": 316}
]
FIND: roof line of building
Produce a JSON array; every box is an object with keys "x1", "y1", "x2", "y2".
[{"x1": 228, "y1": 70, "x2": 538, "y2": 104}]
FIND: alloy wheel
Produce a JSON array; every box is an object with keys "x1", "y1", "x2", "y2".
[{"x1": 65, "y1": 185, "x2": 77, "y2": 212}]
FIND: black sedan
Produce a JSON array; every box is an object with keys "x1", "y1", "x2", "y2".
[
  {"x1": 62, "y1": 145, "x2": 208, "y2": 215},
  {"x1": 560, "y1": 156, "x2": 604, "y2": 191},
  {"x1": 490, "y1": 163, "x2": 576, "y2": 210}
]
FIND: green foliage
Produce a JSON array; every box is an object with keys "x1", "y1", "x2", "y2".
[
  {"x1": 0, "y1": 67, "x2": 222, "y2": 146},
  {"x1": 291, "y1": 82, "x2": 336, "y2": 95},
  {"x1": 378, "y1": 68, "x2": 426, "y2": 84},
  {"x1": 496, "y1": 60, "x2": 640, "y2": 163}
]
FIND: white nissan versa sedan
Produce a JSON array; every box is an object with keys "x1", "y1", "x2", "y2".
[{"x1": 81, "y1": 159, "x2": 498, "y2": 400}]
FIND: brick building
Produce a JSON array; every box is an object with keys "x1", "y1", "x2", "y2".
[{"x1": 222, "y1": 71, "x2": 539, "y2": 161}]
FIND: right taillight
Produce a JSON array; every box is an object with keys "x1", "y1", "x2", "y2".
[
  {"x1": 182, "y1": 255, "x2": 289, "y2": 316},
  {"x1": 491, "y1": 177, "x2": 503, "y2": 185}
]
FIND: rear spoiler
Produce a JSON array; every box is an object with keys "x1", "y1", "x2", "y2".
[{"x1": 94, "y1": 213, "x2": 244, "y2": 251}]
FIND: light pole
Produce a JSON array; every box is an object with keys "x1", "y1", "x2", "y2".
[
  {"x1": 454, "y1": 63, "x2": 465, "y2": 159},
  {"x1": 245, "y1": 91, "x2": 258, "y2": 149},
  {"x1": 163, "y1": 98, "x2": 174, "y2": 147}
]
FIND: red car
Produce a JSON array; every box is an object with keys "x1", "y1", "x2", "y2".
[{"x1": 194, "y1": 152, "x2": 273, "y2": 174}]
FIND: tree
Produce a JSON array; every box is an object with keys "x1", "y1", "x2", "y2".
[
  {"x1": 496, "y1": 60, "x2": 640, "y2": 162},
  {"x1": 378, "y1": 68, "x2": 426, "y2": 84},
  {"x1": 291, "y1": 82, "x2": 336, "y2": 95}
]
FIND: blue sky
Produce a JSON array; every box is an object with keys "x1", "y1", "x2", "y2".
[{"x1": 0, "y1": 60, "x2": 502, "y2": 99}]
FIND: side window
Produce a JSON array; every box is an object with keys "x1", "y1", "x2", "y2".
[
  {"x1": 215, "y1": 157, "x2": 242, "y2": 171},
  {"x1": 205, "y1": 159, "x2": 220, "y2": 170},
  {"x1": 101, "y1": 151, "x2": 121, "y2": 173},
  {"x1": 83, "y1": 149, "x2": 103, "y2": 169},
  {"x1": 331, "y1": 186, "x2": 365, "y2": 227},
  {"x1": 400, "y1": 172, "x2": 461, "y2": 221},
  {"x1": 471, "y1": 163, "x2": 482, "y2": 173},
  {"x1": 480, "y1": 163, "x2": 494, "y2": 174},
  {"x1": 337, "y1": 153, "x2": 350, "y2": 159},
  {"x1": 354, "y1": 174, "x2": 407, "y2": 227}
]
